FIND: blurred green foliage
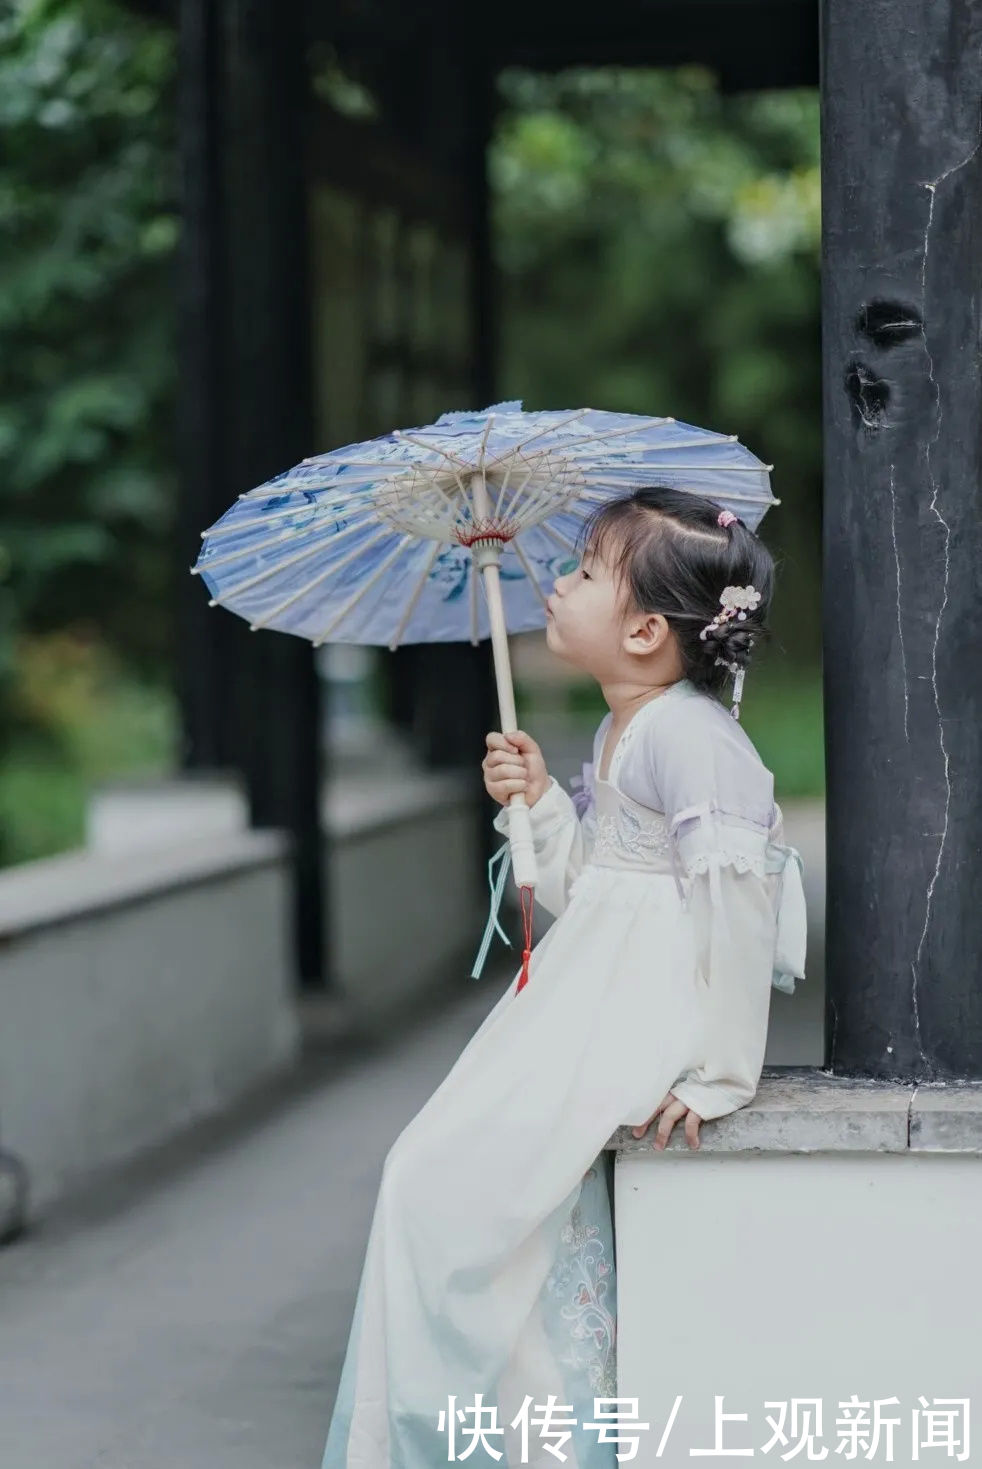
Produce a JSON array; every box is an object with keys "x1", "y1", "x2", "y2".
[
  {"x1": 0, "y1": 0, "x2": 178, "y2": 862},
  {"x1": 0, "y1": 628, "x2": 175, "y2": 862}
]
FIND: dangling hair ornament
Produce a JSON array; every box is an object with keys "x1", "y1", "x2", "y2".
[{"x1": 699, "y1": 583, "x2": 762, "y2": 721}]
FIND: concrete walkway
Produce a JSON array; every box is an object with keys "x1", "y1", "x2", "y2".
[{"x1": 0, "y1": 979, "x2": 505, "y2": 1469}]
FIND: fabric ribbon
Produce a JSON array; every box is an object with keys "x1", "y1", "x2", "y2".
[{"x1": 470, "y1": 840, "x2": 512, "y2": 980}]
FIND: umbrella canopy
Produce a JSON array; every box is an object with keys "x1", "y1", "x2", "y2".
[{"x1": 191, "y1": 401, "x2": 777, "y2": 650}]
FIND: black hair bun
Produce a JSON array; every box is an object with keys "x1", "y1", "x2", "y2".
[{"x1": 700, "y1": 619, "x2": 757, "y2": 670}]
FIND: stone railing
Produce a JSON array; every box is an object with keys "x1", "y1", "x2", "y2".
[{"x1": 0, "y1": 767, "x2": 484, "y2": 1231}]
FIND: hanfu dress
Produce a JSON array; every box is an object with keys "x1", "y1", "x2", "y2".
[{"x1": 320, "y1": 676, "x2": 807, "y2": 1469}]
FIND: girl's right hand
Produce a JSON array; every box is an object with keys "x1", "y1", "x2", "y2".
[{"x1": 483, "y1": 729, "x2": 550, "y2": 809}]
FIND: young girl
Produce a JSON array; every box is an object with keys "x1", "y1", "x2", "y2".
[{"x1": 320, "y1": 485, "x2": 807, "y2": 1469}]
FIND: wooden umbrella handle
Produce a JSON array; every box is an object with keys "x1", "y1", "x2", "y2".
[
  {"x1": 469, "y1": 484, "x2": 539, "y2": 892},
  {"x1": 474, "y1": 547, "x2": 538, "y2": 890}
]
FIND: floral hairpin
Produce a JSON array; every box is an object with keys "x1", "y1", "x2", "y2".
[
  {"x1": 698, "y1": 584, "x2": 762, "y2": 642},
  {"x1": 699, "y1": 585, "x2": 762, "y2": 722}
]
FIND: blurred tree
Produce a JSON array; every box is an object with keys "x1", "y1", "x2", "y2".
[
  {"x1": 0, "y1": 16, "x2": 176, "y2": 665},
  {"x1": 491, "y1": 67, "x2": 822, "y2": 666},
  {"x1": 0, "y1": 0, "x2": 177, "y2": 860}
]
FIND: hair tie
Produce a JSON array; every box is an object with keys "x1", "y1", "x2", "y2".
[{"x1": 717, "y1": 509, "x2": 737, "y2": 528}]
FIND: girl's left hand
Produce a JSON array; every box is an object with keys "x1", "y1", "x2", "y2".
[{"x1": 629, "y1": 1091, "x2": 703, "y2": 1150}]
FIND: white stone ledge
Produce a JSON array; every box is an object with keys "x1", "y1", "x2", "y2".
[
  {"x1": 0, "y1": 830, "x2": 289, "y2": 941},
  {"x1": 0, "y1": 768, "x2": 476, "y2": 942},
  {"x1": 605, "y1": 1067, "x2": 982, "y2": 1154}
]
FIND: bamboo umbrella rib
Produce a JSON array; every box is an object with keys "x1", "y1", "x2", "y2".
[
  {"x1": 391, "y1": 459, "x2": 462, "y2": 517},
  {"x1": 196, "y1": 509, "x2": 378, "y2": 576},
  {"x1": 232, "y1": 469, "x2": 395, "y2": 501},
  {"x1": 498, "y1": 461, "x2": 582, "y2": 529},
  {"x1": 492, "y1": 450, "x2": 520, "y2": 520},
  {"x1": 536, "y1": 520, "x2": 580, "y2": 557},
  {"x1": 504, "y1": 452, "x2": 569, "y2": 525},
  {"x1": 506, "y1": 468, "x2": 610, "y2": 530},
  {"x1": 394, "y1": 440, "x2": 472, "y2": 514},
  {"x1": 469, "y1": 541, "x2": 479, "y2": 647},
  {"x1": 525, "y1": 479, "x2": 588, "y2": 523},
  {"x1": 530, "y1": 461, "x2": 774, "y2": 475},
  {"x1": 472, "y1": 416, "x2": 496, "y2": 525},
  {"x1": 481, "y1": 413, "x2": 673, "y2": 472},
  {"x1": 242, "y1": 481, "x2": 432, "y2": 627},
  {"x1": 457, "y1": 468, "x2": 479, "y2": 529},
  {"x1": 509, "y1": 536, "x2": 551, "y2": 613},
  {"x1": 501, "y1": 463, "x2": 539, "y2": 521},
  {"x1": 393, "y1": 430, "x2": 475, "y2": 474},
  {"x1": 516, "y1": 478, "x2": 774, "y2": 516},
  {"x1": 567, "y1": 467, "x2": 776, "y2": 484},
  {"x1": 312, "y1": 535, "x2": 413, "y2": 646},
  {"x1": 499, "y1": 459, "x2": 772, "y2": 493},
  {"x1": 235, "y1": 461, "x2": 416, "y2": 501},
  {"x1": 208, "y1": 523, "x2": 396, "y2": 603},
  {"x1": 201, "y1": 505, "x2": 379, "y2": 567},
  {"x1": 478, "y1": 414, "x2": 495, "y2": 465},
  {"x1": 507, "y1": 453, "x2": 585, "y2": 526},
  {"x1": 480, "y1": 408, "x2": 591, "y2": 471},
  {"x1": 201, "y1": 501, "x2": 364, "y2": 539},
  {"x1": 492, "y1": 429, "x2": 735, "y2": 481},
  {"x1": 568, "y1": 486, "x2": 766, "y2": 510},
  {"x1": 297, "y1": 459, "x2": 411, "y2": 471},
  {"x1": 541, "y1": 415, "x2": 675, "y2": 446},
  {"x1": 387, "y1": 540, "x2": 444, "y2": 651},
  {"x1": 248, "y1": 557, "x2": 355, "y2": 630},
  {"x1": 540, "y1": 431, "x2": 739, "y2": 461},
  {"x1": 204, "y1": 481, "x2": 387, "y2": 532}
]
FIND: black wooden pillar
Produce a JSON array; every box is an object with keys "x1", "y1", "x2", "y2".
[
  {"x1": 382, "y1": 40, "x2": 499, "y2": 844},
  {"x1": 410, "y1": 46, "x2": 500, "y2": 872},
  {"x1": 176, "y1": 0, "x2": 326, "y2": 987},
  {"x1": 820, "y1": 0, "x2": 982, "y2": 1078}
]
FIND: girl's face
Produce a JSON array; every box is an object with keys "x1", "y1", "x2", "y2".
[{"x1": 545, "y1": 539, "x2": 632, "y2": 675}]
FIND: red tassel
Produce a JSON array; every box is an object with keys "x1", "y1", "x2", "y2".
[{"x1": 516, "y1": 884, "x2": 535, "y2": 992}]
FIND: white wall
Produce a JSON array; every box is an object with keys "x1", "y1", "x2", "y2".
[
  {"x1": 611, "y1": 1077, "x2": 980, "y2": 1469},
  {"x1": 0, "y1": 770, "x2": 488, "y2": 1223},
  {"x1": 0, "y1": 833, "x2": 299, "y2": 1214}
]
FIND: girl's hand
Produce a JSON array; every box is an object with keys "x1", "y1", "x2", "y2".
[
  {"x1": 629, "y1": 1091, "x2": 703, "y2": 1150},
  {"x1": 483, "y1": 729, "x2": 550, "y2": 809}
]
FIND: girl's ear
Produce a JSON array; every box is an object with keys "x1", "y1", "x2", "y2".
[{"x1": 625, "y1": 611, "x2": 667, "y2": 654}]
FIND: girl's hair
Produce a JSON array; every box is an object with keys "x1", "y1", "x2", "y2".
[{"x1": 574, "y1": 485, "x2": 777, "y2": 699}]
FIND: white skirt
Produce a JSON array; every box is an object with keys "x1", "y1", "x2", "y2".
[{"x1": 321, "y1": 862, "x2": 704, "y2": 1469}]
